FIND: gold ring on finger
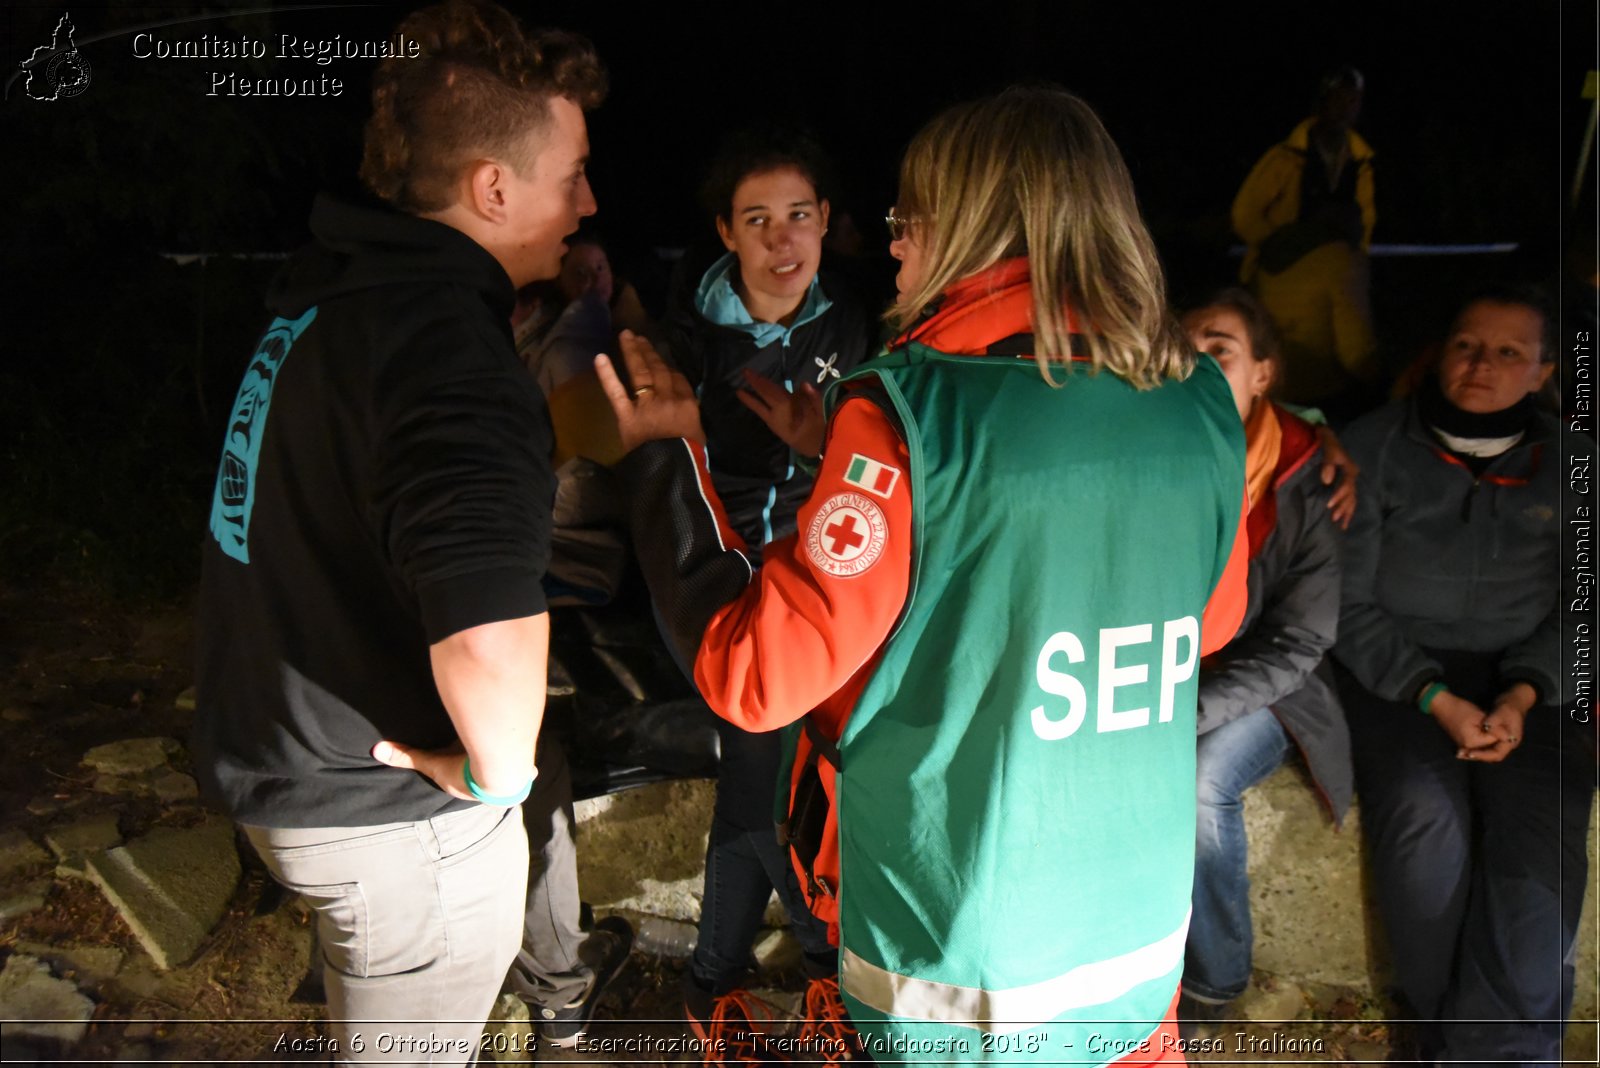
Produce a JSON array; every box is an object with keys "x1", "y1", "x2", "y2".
[{"x1": 633, "y1": 385, "x2": 655, "y2": 398}]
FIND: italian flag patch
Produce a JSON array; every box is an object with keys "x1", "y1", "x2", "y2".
[{"x1": 843, "y1": 454, "x2": 900, "y2": 499}]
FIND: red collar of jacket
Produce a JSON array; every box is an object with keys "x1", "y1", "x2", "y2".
[
  {"x1": 890, "y1": 258, "x2": 1080, "y2": 355},
  {"x1": 1244, "y1": 404, "x2": 1323, "y2": 559}
]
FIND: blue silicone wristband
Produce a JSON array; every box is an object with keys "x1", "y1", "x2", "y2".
[{"x1": 463, "y1": 756, "x2": 534, "y2": 806}]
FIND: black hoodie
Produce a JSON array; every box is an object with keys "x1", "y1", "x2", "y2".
[{"x1": 193, "y1": 195, "x2": 554, "y2": 828}]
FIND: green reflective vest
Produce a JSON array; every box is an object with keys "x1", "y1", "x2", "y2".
[{"x1": 831, "y1": 344, "x2": 1244, "y2": 1064}]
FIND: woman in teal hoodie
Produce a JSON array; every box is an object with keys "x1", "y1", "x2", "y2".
[{"x1": 656, "y1": 127, "x2": 878, "y2": 1043}]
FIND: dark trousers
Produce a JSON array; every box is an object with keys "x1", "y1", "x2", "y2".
[
  {"x1": 690, "y1": 714, "x2": 835, "y2": 992},
  {"x1": 1338, "y1": 651, "x2": 1593, "y2": 1067},
  {"x1": 652, "y1": 602, "x2": 834, "y2": 991}
]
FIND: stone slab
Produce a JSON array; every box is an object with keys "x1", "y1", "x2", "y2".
[
  {"x1": 150, "y1": 770, "x2": 199, "y2": 803},
  {"x1": 44, "y1": 813, "x2": 122, "y2": 860},
  {"x1": 0, "y1": 881, "x2": 51, "y2": 922},
  {"x1": 1234, "y1": 980, "x2": 1307, "y2": 1023},
  {"x1": 1244, "y1": 766, "x2": 1368, "y2": 988},
  {"x1": 565, "y1": 767, "x2": 1599, "y2": 1060},
  {"x1": 15, "y1": 942, "x2": 125, "y2": 986},
  {"x1": 110, "y1": 959, "x2": 163, "y2": 1000},
  {"x1": 56, "y1": 854, "x2": 94, "y2": 882},
  {"x1": 753, "y1": 929, "x2": 801, "y2": 974},
  {"x1": 1343, "y1": 1039, "x2": 1387, "y2": 1062},
  {"x1": 26, "y1": 793, "x2": 89, "y2": 818},
  {"x1": 573, "y1": 795, "x2": 617, "y2": 824},
  {"x1": 84, "y1": 815, "x2": 240, "y2": 969},
  {"x1": 81, "y1": 737, "x2": 180, "y2": 776},
  {"x1": 1567, "y1": 1023, "x2": 1598, "y2": 1063},
  {"x1": 0, "y1": 829, "x2": 50, "y2": 875},
  {"x1": 482, "y1": 993, "x2": 536, "y2": 1063},
  {"x1": 577, "y1": 781, "x2": 714, "y2": 924},
  {"x1": 0, "y1": 954, "x2": 94, "y2": 1044}
]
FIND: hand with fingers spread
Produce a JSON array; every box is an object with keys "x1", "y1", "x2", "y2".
[
  {"x1": 594, "y1": 330, "x2": 705, "y2": 451},
  {"x1": 1315, "y1": 424, "x2": 1360, "y2": 529},
  {"x1": 737, "y1": 368, "x2": 826, "y2": 459}
]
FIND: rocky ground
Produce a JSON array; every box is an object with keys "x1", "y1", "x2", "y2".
[{"x1": 0, "y1": 586, "x2": 1589, "y2": 1065}]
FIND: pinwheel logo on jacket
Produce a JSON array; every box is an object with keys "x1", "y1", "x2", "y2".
[{"x1": 815, "y1": 352, "x2": 840, "y2": 383}]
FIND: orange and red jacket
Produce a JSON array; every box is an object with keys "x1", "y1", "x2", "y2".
[{"x1": 617, "y1": 263, "x2": 1250, "y2": 937}]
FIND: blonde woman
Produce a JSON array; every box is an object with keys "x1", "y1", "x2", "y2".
[{"x1": 599, "y1": 86, "x2": 1249, "y2": 1064}]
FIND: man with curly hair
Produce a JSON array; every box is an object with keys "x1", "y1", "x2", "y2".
[{"x1": 193, "y1": 2, "x2": 623, "y2": 1058}]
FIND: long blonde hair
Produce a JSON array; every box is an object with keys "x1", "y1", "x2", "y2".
[{"x1": 888, "y1": 85, "x2": 1191, "y2": 388}]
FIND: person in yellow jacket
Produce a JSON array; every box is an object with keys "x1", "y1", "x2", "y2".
[{"x1": 1233, "y1": 67, "x2": 1378, "y2": 413}]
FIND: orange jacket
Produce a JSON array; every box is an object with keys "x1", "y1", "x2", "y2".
[{"x1": 663, "y1": 278, "x2": 1250, "y2": 937}]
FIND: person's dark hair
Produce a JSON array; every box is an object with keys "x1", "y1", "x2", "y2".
[
  {"x1": 1450, "y1": 283, "x2": 1556, "y2": 363},
  {"x1": 1189, "y1": 287, "x2": 1282, "y2": 365},
  {"x1": 361, "y1": 0, "x2": 606, "y2": 213},
  {"x1": 699, "y1": 125, "x2": 834, "y2": 224}
]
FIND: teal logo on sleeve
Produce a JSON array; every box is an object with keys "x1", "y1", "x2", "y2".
[{"x1": 209, "y1": 307, "x2": 317, "y2": 563}]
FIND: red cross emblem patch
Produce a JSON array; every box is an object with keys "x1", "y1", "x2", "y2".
[{"x1": 805, "y1": 492, "x2": 888, "y2": 578}]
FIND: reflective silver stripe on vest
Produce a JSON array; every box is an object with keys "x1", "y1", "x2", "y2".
[{"x1": 840, "y1": 911, "x2": 1190, "y2": 1035}]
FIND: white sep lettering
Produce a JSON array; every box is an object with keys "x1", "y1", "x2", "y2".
[
  {"x1": 1030, "y1": 617, "x2": 1200, "y2": 741},
  {"x1": 1160, "y1": 616, "x2": 1199, "y2": 722},
  {"x1": 1030, "y1": 631, "x2": 1087, "y2": 740},
  {"x1": 1098, "y1": 624, "x2": 1151, "y2": 732}
]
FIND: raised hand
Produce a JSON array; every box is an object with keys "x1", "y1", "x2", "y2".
[
  {"x1": 594, "y1": 330, "x2": 705, "y2": 452},
  {"x1": 737, "y1": 367, "x2": 826, "y2": 459}
]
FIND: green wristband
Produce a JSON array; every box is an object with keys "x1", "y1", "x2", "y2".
[
  {"x1": 1416, "y1": 681, "x2": 1448, "y2": 715},
  {"x1": 463, "y1": 756, "x2": 534, "y2": 806}
]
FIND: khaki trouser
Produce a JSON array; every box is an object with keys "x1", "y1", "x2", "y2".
[
  {"x1": 246, "y1": 803, "x2": 528, "y2": 1066},
  {"x1": 505, "y1": 733, "x2": 602, "y2": 1012}
]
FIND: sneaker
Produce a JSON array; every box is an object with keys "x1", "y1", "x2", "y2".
[
  {"x1": 796, "y1": 975, "x2": 863, "y2": 1063},
  {"x1": 702, "y1": 989, "x2": 790, "y2": 1065},
  {"x1": 535, "y1": 915, "x2": 634, "y2": 1048},
  {"x1": 682, "y1": 970, "x2": 718, "y2": 1044}
]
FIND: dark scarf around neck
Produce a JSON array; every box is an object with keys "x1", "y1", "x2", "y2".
[{"x1": 1417, "y1": 374, "x2": 1535, "y2": 441}]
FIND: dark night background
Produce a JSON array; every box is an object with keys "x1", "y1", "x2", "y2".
[{"x1": 1, "y1": 0, "x2": 1594, "y2": 597}]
